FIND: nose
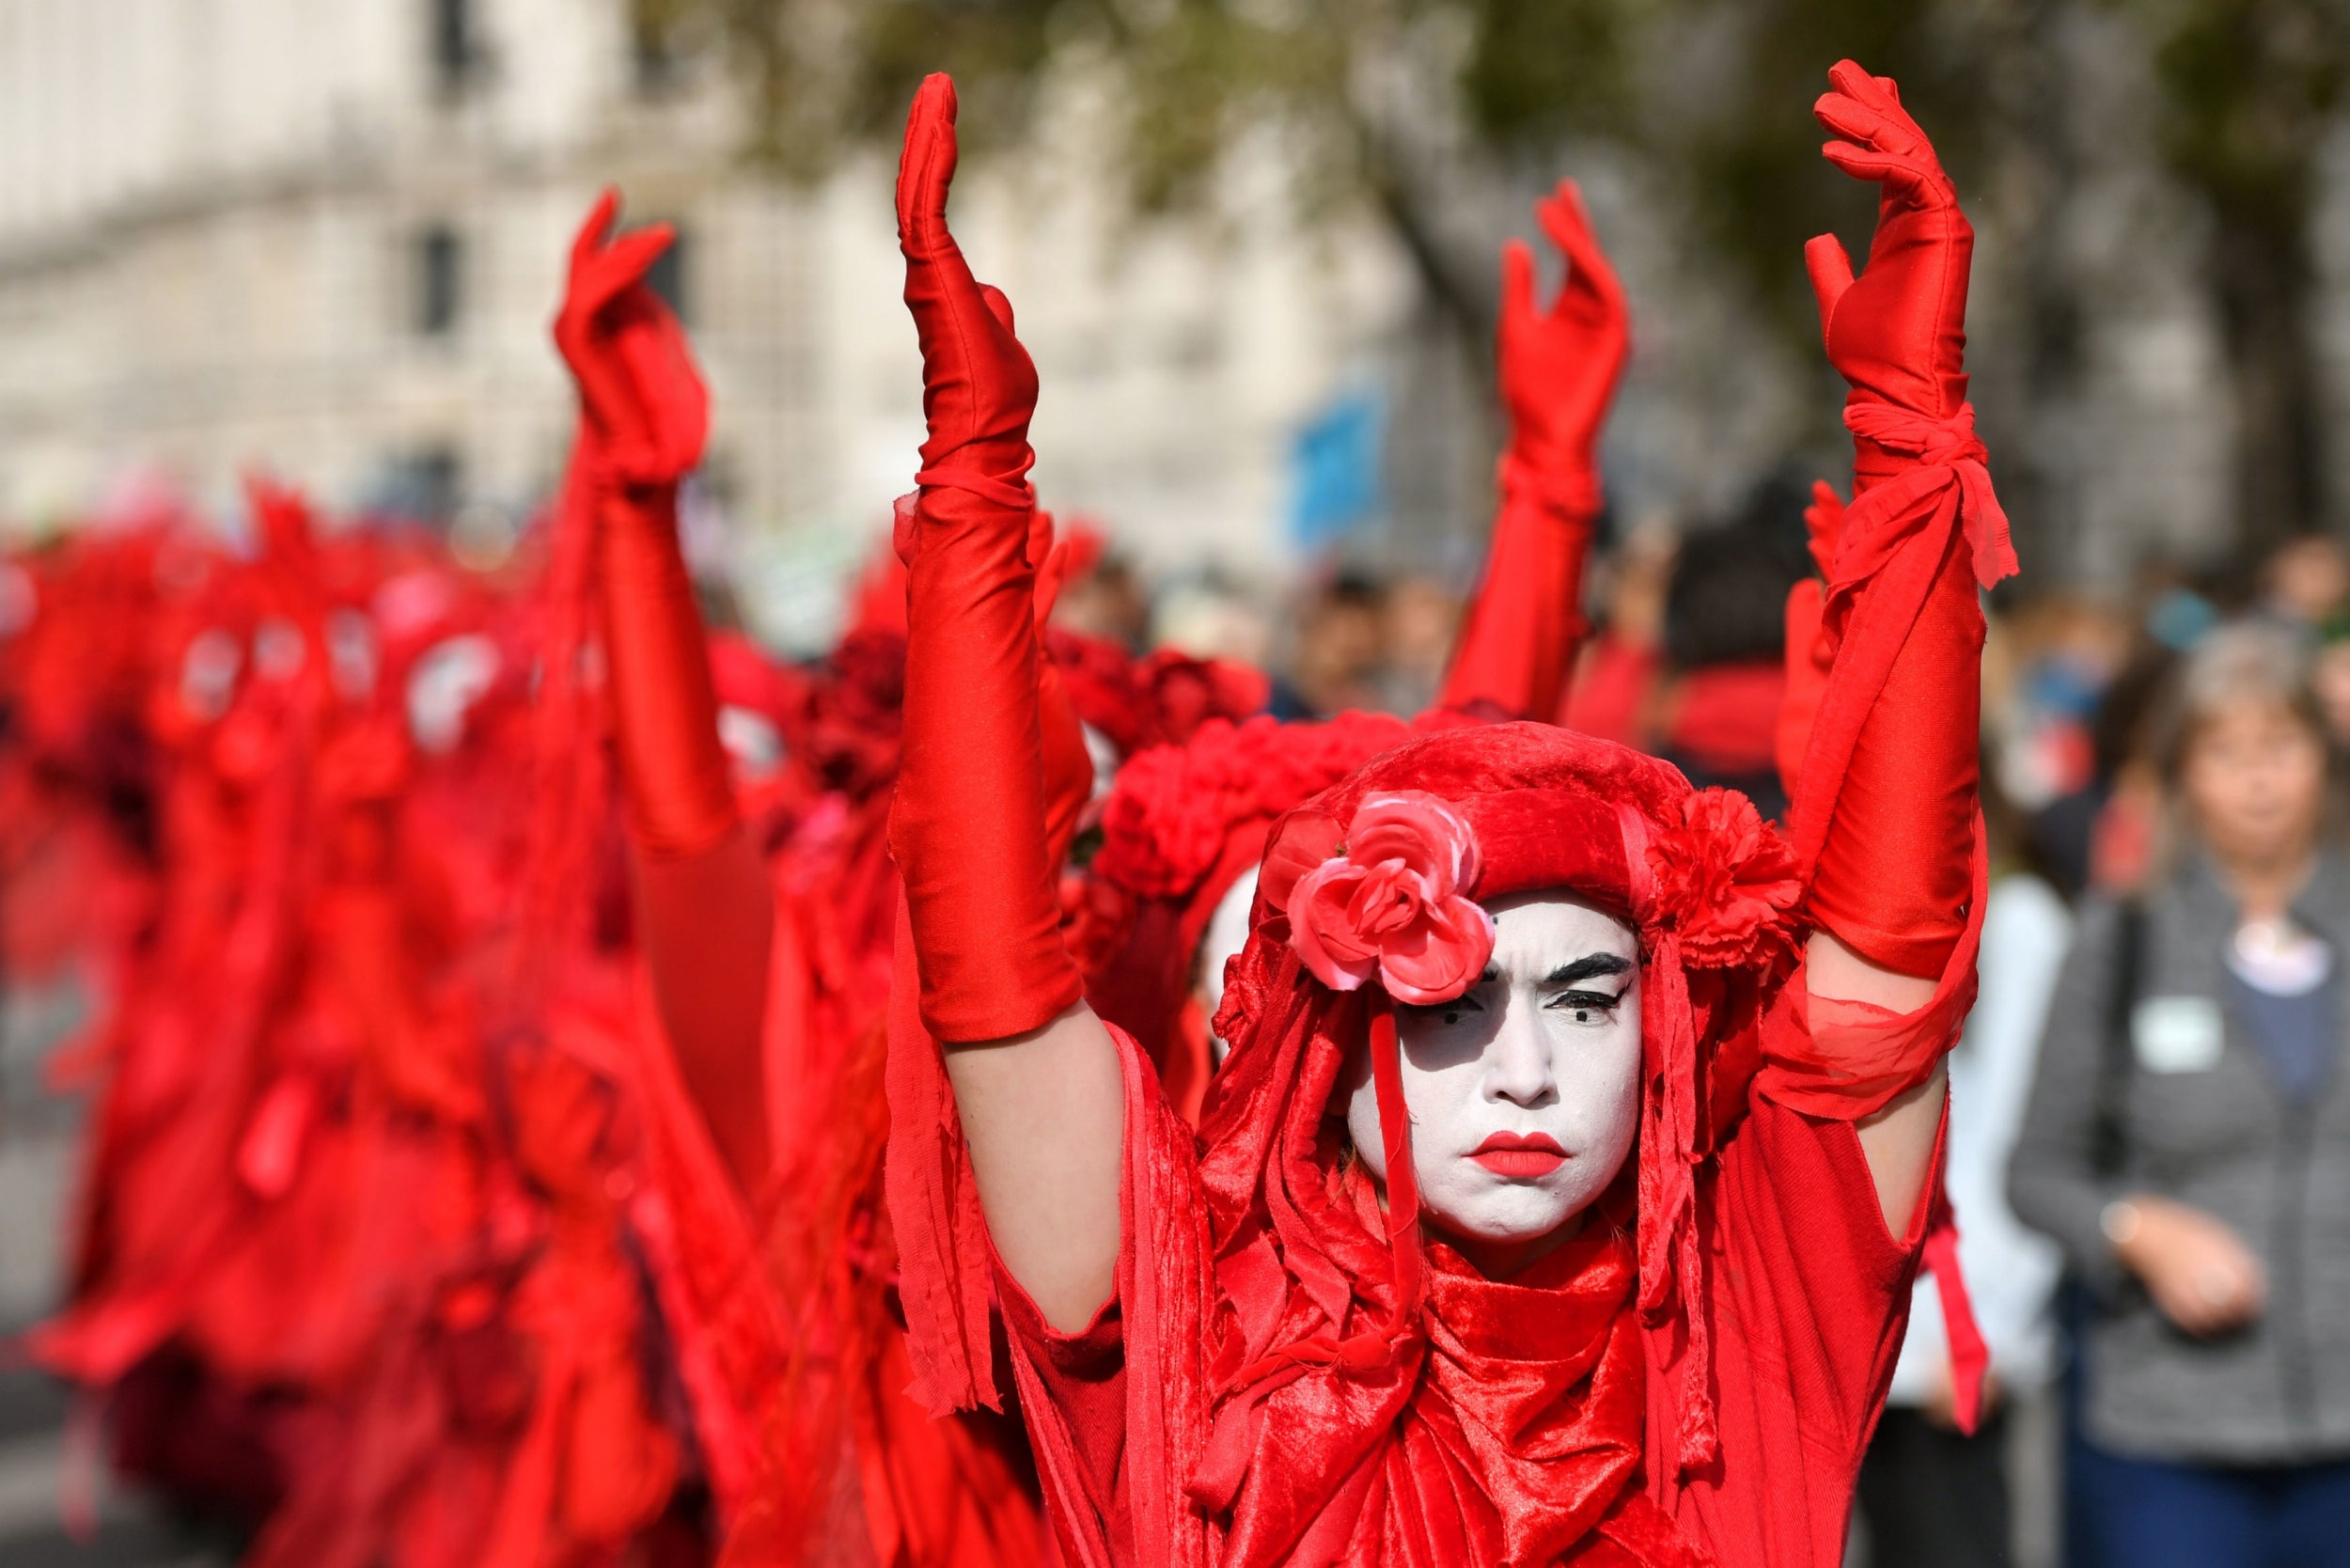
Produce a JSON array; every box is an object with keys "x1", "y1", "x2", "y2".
[{"x1": 1482, "y1": 991, "x2": 1556, "y2": 1108}]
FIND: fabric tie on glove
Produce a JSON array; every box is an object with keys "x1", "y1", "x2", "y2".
[{"x1": 1794, "y1": 61, "x2": 2013, "y2": 982}]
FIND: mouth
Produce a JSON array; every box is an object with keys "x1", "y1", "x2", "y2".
[{"x1": 1468, "y1": 1131, "x2": 1568, "y2": 1180}]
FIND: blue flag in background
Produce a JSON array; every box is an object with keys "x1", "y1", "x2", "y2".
[{"x1": 1289, "y1": 388, "x2": 1385, "y2": 554}]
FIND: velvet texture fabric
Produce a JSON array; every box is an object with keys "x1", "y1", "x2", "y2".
[{"x1": 1073, "y1": 711, "x2": 1415, "y2": 1120}]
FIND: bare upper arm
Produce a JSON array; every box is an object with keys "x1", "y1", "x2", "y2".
[
  {"x1": 940, "y1": 999, "x2": 1125, "y2": 1331},
  {"x1": 1809, "y1": 930, "x2": 1948, "y2": 1233}
]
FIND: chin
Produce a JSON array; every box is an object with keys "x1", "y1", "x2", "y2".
[{"x1": 1432, "y1": 1185, "x2": 1587, "y2": 1246}]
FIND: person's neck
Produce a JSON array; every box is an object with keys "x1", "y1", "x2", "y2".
[
  {"x1": 2217, "y1": 842, "x2": 2318, "y2": 922},
  {"x1": 1450, "y1": 1209, "x2": 1586, "y2": 1280}
]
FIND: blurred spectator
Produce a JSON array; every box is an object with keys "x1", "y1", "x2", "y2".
[
  {"x1": 1378, "y1": 574, "x2": 1461, "y2": 717},
  {"x1": 1560, "y1": 519, "x2": 1672, "y2": 747},
  {"x1": 1653, "y1": 478, "x2": 1812, "y2": 820},
  {"x1": 1269, "y1": 571, "x2": 1387, "y2": 720},
  {"x1": 1054, "y1": 548, "x2": 1152, "y2": 651},
  {"x1": 1152, "y1": 572, "x2": 1275, "y2": 674},
  {"x1": 2011, "y1": 623, "x2": 2350, "y2": 1568},
  {"x1": 1856, "y1": 778, "x2": 2068, "y2": 1568},
  {"x1": 2311, "y1": 623, "x2": 2350, "y2": 751},
  {"x1": 2262, "y1": 534, "x2": 2350, "y2": 633},
  {"x1": 1987, "y1": 597, "x2": 2130, "y2": 821}
]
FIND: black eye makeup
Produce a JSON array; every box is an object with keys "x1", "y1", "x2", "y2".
[
  {"x1": 1547, "y1": 986, "x2": 1626, "y2": 1024},
  {"x1": 1408, "y1": 953, "x2": 1633, "y2": 1028},
  {"x1": 1543, "y1": 954, "x2": 1632, "y2": 1025}
]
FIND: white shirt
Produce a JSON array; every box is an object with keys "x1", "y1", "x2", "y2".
[{"x1": 1888, "y1": 872, "x2": 2071, "y2": 1404}]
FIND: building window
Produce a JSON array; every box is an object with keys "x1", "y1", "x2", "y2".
[
  {"x1": 431, "y1": 0, "x2": 479, "y2": 96},
  {"x1": 417, "y1": 226, "x2": 462, "y2": 337},
  {"x1": 632, "y1": 15, "x2": 683, "y2": 97},
  {"x1": 384, "y1": 446, "x2": 464, "y2": 525},
  {"x1": 646, "y1": 225, "x2": 690, "y2": 325}
]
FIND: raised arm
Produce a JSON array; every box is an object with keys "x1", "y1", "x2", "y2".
[
  {"x1": 553, "y1": 194, "x2": 774, "y2": 1194},
  {"x1": 1786, "y1": 64, "x2": 2017, "y2": 1228},
  {"x1": 887, "y1": 77, "x2": 1122, "y2": 1331},
  {"x1": 1437, "y1": 180, "x2": 1626, "y2": 721}
]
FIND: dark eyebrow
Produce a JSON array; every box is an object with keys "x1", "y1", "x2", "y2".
[{"x1": 1543, "y1": 954, "x2": 1633, "y2": 987}]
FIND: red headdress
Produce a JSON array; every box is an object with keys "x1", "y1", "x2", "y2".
[
  {"x1": 1044, "y1": 625, "x2": 1270, "y2": 760},
  {"x1": 1195, "y1": 721, "x2": 1802, "y2": 1522},
  {"x1": 1073, "y1": 711, "x2": 1411, "y2": 1112}
]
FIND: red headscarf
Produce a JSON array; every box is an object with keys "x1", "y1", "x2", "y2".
[{"x1": 1196, "y1": 723, "x2": 1803, "y2": 1513}]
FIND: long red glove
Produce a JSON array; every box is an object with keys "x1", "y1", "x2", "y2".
[
  {"x1": 888, "y1": 74, "x2": 1082, "y2": 1044},
  {"x1": 555, "y1": 193, "x2": 730, "y2": 858},
  {"x1": 1439, "y1": 180, "x2": 1625, "y2": 720},
  {"x1": 1794, "y1": 63, "x2": 2014, "y2": 979},
  {"x1": 554, "y1": 192, "x2": 772, "y2": 1189}
]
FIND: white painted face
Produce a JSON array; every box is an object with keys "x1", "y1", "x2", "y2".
[{"x1": 1344, "y1": 891, "x2": 1642, "y2": 1258}]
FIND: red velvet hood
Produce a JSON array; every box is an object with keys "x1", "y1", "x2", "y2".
[{"x1": 1198, "y1": 722, "x2": 1803, "y2": 1484}]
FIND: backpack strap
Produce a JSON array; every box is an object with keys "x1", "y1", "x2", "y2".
[{"x1": 2091, "y1": 899, "x2": 2145, "y2": 1178}]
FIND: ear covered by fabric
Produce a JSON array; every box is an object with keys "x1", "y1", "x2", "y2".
[
  {"x1": 1796, "y1": 62, "x2": 2012, "y2": 979},
  {"x1": 888, "y1": 73, "x2": 1083, "y2": 1044},
  {"x1": 1439, "y1": 180, "x2": 1626, "y2": 720}
]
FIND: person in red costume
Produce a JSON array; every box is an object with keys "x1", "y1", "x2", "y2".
[
  {"x1": 1073, "y1": 173, "x2": 1632, "y2": 1123},
  {"x1": 552, "y1": 193, "x2": 1048, "y2": 1567},
  {"x1": 886, "y1": 58, "x2": 2011, "y2": 1567}
]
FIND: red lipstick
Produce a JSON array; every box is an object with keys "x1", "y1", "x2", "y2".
[{"x1": 1469, "y1": 1131, "x2": 1567, "y2": 1179}]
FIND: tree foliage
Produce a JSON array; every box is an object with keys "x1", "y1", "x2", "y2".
[{"x1": 648, "y1": 0, "x2": 2350, "y2": 552}]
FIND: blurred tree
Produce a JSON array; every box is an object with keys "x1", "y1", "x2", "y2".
[
  {"x1": 645, "y1": 0, "x2": 2347, "y2": 562},
  {"x1": 634, "y1": 0, "x2": 1651, "y2": 360},
  {"x1": 635, "y1": 0, "x2": 2007, "y2": 381},
  {"x1": 2119, "y1": 0, "x2": 2347, "y2": 553}
]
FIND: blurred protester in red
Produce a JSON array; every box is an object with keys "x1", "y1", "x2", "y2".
[
  {"x1": 1652, "y1": 478, "x2": 1817, "y2": 822},
  {"x1": 1559, "y1": 521, "x2": 1672, "y2": 747},
  {"x1": 549, "y1": 191, "x2": 1046, "y2": 1568}
]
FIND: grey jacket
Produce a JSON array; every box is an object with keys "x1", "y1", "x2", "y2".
[{"x1": 2008, "y1": 852, "x2": 2350, "y2": 1463}]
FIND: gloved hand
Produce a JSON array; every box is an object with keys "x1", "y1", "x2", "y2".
[
  {"x1": 888, "y1": 74, "x2": 1082, "y2": 1044},
  {"x1": 554, "y1": 191, "x2": 708, "y2": 489},
  {"x1": 1439, "y1": 180, "x2": 1626, "y2": 720},
  {"x1": 1804, "y1": 61, "x2": 1973, "y2": 494},
  {"x1": 1499, "y1": 179, "x2": 1628, "y2": 496}
]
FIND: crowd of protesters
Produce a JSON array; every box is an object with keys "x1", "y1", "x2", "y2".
[
  {"x1": 1060, "y1": 506, "x2": 2350, "y2": 1568},
  {"x1": 0, "y1": 68, "x2": 2344, "y2": 1560}
]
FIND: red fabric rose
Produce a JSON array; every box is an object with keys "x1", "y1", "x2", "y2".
[
  {"x1": 1647, "y1": 788, "x2": 1802, "y2": 968},
  {"x1": 1286, "y1": 792, "x2": 1496, "y2": 1005}
]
